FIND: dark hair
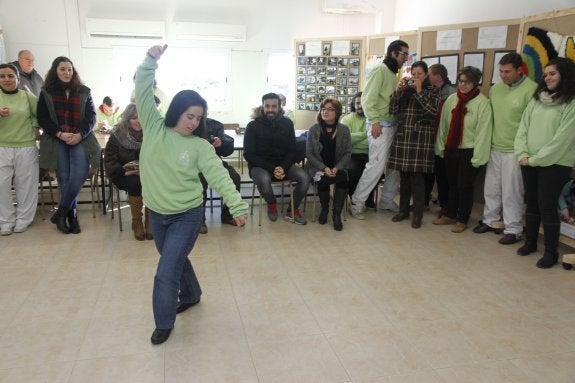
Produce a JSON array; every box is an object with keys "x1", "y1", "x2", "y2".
[
  {"x1": 411, "y1": 61, "x2": 428, "y2": 74},
  {"x1": 103, "y1": 96, "x2": 114, "y2": 107},
  {"x1": 429, "y1": 64, "x2": 449, "y2": 83},
  {"x1": 499, "y1": 52, "x2": 523, "y2": 69},
  {"x1": 316, "y1": 98, "x2": 343, "y2": 125},
  {"x1": 0, "y1": 63, "x2": 19, "y2": 79},
  {"x1": 262, "y1": 92, "x2": 281, "y2": 104},
  {"x1": 43, "y1": 56, "x2": 83, "y2": 93},
  {"x1": 349, "y1": 91, "x2": 362, "y2": 113},
  {"x1": 386, "y1": 40, "x2": 409, "y2": 58},
  {"x1": 458, "y1": 66, "x2": 482, "y2": 87},
  {"x1": 165, "y1": 90, "x2": 207, "y2": 137},
  {"x1": 534, "y1": 57, "x2": 575, "y2": 104}
]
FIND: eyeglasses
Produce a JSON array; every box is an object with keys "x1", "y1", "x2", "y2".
[
  {"x1": 400, "y1": 51, "x2": 410, "y2": 57},
  {"x1": 321, "y1": 107, "x2": 336, "y2": 112},
  {"x1": 458, "y1": 79, "x2": 472, "y2": 85}
]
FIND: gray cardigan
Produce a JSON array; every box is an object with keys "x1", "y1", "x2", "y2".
[{"x1": 305, "y1": 122, "x2": 352, "y2": 178}]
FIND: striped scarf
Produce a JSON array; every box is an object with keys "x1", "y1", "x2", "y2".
[{"x1": 51, "y1": 89, "x2": 81, "y2": 133}]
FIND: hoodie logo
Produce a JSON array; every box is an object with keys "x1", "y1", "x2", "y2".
[{"x1": 178, "y1": 151, "x2": 190, "y2": 165}]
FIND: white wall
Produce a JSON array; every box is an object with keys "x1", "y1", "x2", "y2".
[
  {"x1": 392, "y1": 0, "x2": 575, "y2": 31},
  {"x1": 0, "y1": 0, "x2": 380, "y2": 125}
]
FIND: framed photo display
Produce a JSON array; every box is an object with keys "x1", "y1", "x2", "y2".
[{"x1": 295, "y1": 39, "x2": 362, "y2": 114}]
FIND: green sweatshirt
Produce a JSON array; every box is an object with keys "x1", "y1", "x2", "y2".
[
  {"x1": 435, "y1": 92, "x2": 493, "y2": 167},
  {"x1": 135, "y1": 55, "x2": 248, "y2": 216},
  {"x1": 0, "y1": 90, "x2": 37, "y2": 147},
  {"x1": 515, "y1": 97, "x2": 575, "y2": 168},
  {"x1": 489, "y1": 76, "x2": 537, "y2": 152},
  {"x1": 340, "y1": 112, "x2": 368, "y2": 154},
  {"x1": 362, "y1": 64, "x2": 398, "y2": 123}
]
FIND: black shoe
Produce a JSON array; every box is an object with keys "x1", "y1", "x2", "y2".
[
  {"x1": 473, "y1": 222, "x2": 497, "y2": 234},
  {"x1": 51, "y1": 208, "x2": 70, "y2": 234},
  {"x1": 563, "y1": 262, "x2": 573, "y2": 270},
  {"x1": 365, "y1": 199, "x2": 376, "y2": 210},
  {"x1": 517, "y1": 242, "x2": 537, "y2": 256},
  {"x1": 176, "y1": 299, "x2": 201, "y2": 314},
  {"x1": 151, "y1": 328, "x2": 172, "y2": 345},
  {"x1": 536, "y1": 253, "x2": 558, "y2": 269},
  {"x1": 318, "y1": 209, "x2": 328, "y2": 225},
  {"x1": 391, "y1": 212, "x2": 409, "y2": 222},
  {"x1": 221, "y1": 217, "x2": 238, "y2": 226},
  {"x1": 67, "y1": 209, "x2": 81, "y2": 234},
  {"x1": 499, "y1": 234, "x2": 520, "y2": 245}
]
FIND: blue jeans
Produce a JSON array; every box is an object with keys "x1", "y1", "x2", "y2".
[
  {"x1": 250, "y1": 165, "x2": 310, "y2": 209},
  {"x1": 56, "y1": 142, "x2": 89, "y2": 209},
  {"x1": 149, "y1": 206, "x2": 203, "y2": 330}
]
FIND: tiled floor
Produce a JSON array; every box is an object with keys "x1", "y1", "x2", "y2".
[{"x1": 1, "y1": 194, "x2": 575, "y2": 382}]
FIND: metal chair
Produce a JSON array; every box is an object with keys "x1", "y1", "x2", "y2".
[
  {"x1": 250, "y1": 180, "x2": 296, "y2": 226},
  {"x1": 38, "y1": 169, "x2": 56, "y2": 220},
  {"x1": 311, "y1": 182, "x2": 347, "y2": 223},
  {"x1": 108, "y1": 183, "x2": 124, "y2": 231}
]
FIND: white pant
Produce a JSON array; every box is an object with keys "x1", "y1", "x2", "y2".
[
  {"x1": 482, "y1": 150, "x2": 524, "y2": 235},
  {"x1": 0, "y1": 146, "x2": 39, "y2": 230},
  {"x1": 352, "y1": 120, "x2": 398, "y2": 206}
]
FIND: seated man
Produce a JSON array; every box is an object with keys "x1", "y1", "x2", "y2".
[
  {"x1": 244, "y1": 93, "x2": 310, "y2": 224},
  {"x1": 199, "y1": 117, "x2": 242, "y2": 233}
]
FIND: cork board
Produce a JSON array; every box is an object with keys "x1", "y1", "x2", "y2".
[
  {"x1": 520, "y1": 8, "x2": 575, "y2": 46},
  {"x1": 367, "y1": 32, "x2": 418, "y2": 55},
  {"x1": 419, "y1": 21, "x2": 519, "y2": 95}
]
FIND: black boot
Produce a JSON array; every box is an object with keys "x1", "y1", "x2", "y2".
[
  {"x1": 317, "y1": 189, "x2": 330, "y2": 224},
  {"x1": 332, "y1": 187, "x2": 348, "y2": 231},
  {"x1": 51, "y1": 207, "x2": 70, "y2": 234},
  {"x1": 517, "y1": 213, "x2": 539, "y2": 256},
  {"x1": 67, "y1": 208, "x2": 81, "y2": 234},
  {"x1": 536, "y1": 223, "x2": 560, "y2": 268}
]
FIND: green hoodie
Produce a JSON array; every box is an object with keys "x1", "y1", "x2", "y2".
[{"x1": 135, "y1": 55, "x2": 248, "y2": 216}]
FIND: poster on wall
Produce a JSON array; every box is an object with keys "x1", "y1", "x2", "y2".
[
  {"x1": 477, "y1": 26, "x2": 508, "y2": 49},
  {"x1": 463, "y1": 52, "x2": 485, "y2": 84},
  {"x1": 305, "y1": 41, "x2": 322, "y2": 56},
  {"x1": 332, "y1": 40, "x2": 350, "y2": 56},
  {"x1": 437, "y1": 29, "x2": 462, "y2": 51},
  {"x1": 439, "y1": 55, "x2": 459, "y2": 84}
]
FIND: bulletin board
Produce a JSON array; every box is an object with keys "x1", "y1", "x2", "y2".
[
  {"x1": 519, "y1": 7, "x2": 575, "y2": 46},
  {"x1": 419, "y1": 19, "x2": 520, "y2": 95},
  {"x1": 366, "y1": 31, "x2": 418, "y2": 56},
  {"x1": 293, "y1": 36, "x2": 366, "y2": 130}
]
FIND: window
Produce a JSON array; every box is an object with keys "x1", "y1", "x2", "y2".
[{"x1": 266, "y1": 51, "x2": 294, "y2": 107}]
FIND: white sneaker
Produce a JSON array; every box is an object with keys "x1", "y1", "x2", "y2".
[
  {"x1": 1, "y1": 225, "x2": 13, "y2": 236},
  {"x1": 379, "y1": 200, "x2": 399, "y2": 212},
  {"x1": 349, "y1": 204, "x2": 366, "y2": 220},
  {"x1": 13, "y1": 225, "x2": 29, "y2": 233}
]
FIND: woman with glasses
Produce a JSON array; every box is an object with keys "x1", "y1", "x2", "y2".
[
  {"x1": 514, "y1": 57, "x2": 575, "y2": 268},
  {"x1": 387, "y1": 61, "x2": 441, "y2": 228},
  {"x1": 305, "y1": 98, "x2": 352, "y2": 231},
  {"x1": 433, "y1": 66, "x2": 492, "y2": 233}
]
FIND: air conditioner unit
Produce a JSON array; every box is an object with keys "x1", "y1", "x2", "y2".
[
  {"x1": 85, "y1": 18, "x2": 165, "y2": 40},
  {"x1": 172, "y1": 22, "x2": 246, "y2": 42}
]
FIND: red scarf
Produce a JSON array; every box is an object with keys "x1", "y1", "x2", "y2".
[{"x1": 445, "y1": 87, "x2": 480, "y2": 150}]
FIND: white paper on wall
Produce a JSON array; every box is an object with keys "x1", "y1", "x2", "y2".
[
  {"x1": 332, "y1": 40, "x2": 350, "y2": 56},
  {"x1": 477, "y1": 26, "x2": 508, "y2": 49},
  {"x1": 305, "y1": 41, "x2": 322, "y2": 56},
  {"x1": 437, "y1": 29, "x2": 462, "y2": 51}
]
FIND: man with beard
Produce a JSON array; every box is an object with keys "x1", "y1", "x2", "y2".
[
  {"x1": 11, "y1": 50, "x2": 43, "y2": 96},
  {"x1": 349, "y1": 40, "x2": 410, "y2": 219},
  {"x1": 244, "y1": 93, "x2": 310, "y2": 224},
  {"x1": 341, "y1": 92, "x2": 376, "y2": 206}
]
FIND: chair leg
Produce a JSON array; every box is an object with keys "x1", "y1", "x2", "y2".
[
  {"x1": 116, "y1": 187, "x2": 123, "y2": 232},
  {"x1": 312, "y1": 183, "x2": 317, "y2": 222},
  {"x1": 38, "y1": 180, "x2": 46, "y2": 220}
]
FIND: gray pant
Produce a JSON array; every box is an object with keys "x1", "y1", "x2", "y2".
[{"x1": 250, "y1": 165, "x2": 310, "y2": 210}]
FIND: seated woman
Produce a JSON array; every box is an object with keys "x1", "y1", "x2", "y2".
[
  {"x1": 96, "y1": 96, "x2": 120, "y2": 132},
  {"x1": 104, "y1": 103, "x2": 151, "y2": 241},
  {"x1": 305, "y1": 98, "x2": 352, "y2": 231}
]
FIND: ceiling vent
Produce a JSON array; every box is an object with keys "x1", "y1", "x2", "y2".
[
  {"x1": 85, "y1": 18, "x2": 165, "y2": 40},
  {"x1": 171, "y1": 22, "x2": 246, "y2": 42}
]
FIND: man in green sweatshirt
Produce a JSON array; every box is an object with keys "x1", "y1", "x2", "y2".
[{"x1": 473, "y1": 52, "x2": 537, "y2": 244}]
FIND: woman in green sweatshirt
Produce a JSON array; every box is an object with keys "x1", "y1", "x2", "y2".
[
  {"x1": 136, "y1": 45, "x2": 248, "y2": 345},
  {"x1": 514, "y1": 57, "x2": 575, "y2": 269}
]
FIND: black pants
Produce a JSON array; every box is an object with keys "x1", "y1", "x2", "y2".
[
  {"x1": 200, "y1": 160, "x2": 241, "y2": 222},
  {"x1": 424, "y1": 155, "x2": 449, "y2": 207},
  {"x1": 317, "y1": 169, "x2": 348, "y2": 192},
  {"x1": 521, "y1": 164, "x2": 571, "y2": 252},
  {"x1": 112, "y1": 175, "x2": 142, "y2": 197},
  {"x1": 399, "y1": 171, "x2": 425, "y2": 217},
  {"x1": 348, "y1": 153, "x2": 377, "y2": 201},
  {"x1": 444, "y1": 149, "x2": 479, "y2": 224}
]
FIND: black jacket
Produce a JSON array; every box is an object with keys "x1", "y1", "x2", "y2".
[
  {"x1": 243, "y1": 107, "x2": 298, "y2": 174},
  {"x1": 204, "y1": 118, "x2": 234, "y2": 158}
]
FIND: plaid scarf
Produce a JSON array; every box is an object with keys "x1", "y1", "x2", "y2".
[
  {"x1": 51, "y1": 88, "x2": 81, "y2": 133},
  {"x1": 445, "y1": 87, "x2": 480, "y2": 150}
]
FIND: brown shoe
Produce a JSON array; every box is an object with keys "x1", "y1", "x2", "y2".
[
  {"x1": 451, "y1": 222, "x2": 467, "y2": 233},
  {"x1": 411, "y1": 216, "x2": 422, "y2": 228},
  {"x1": 433, "y1": 216, "x2": 456, "y2": 225}
]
